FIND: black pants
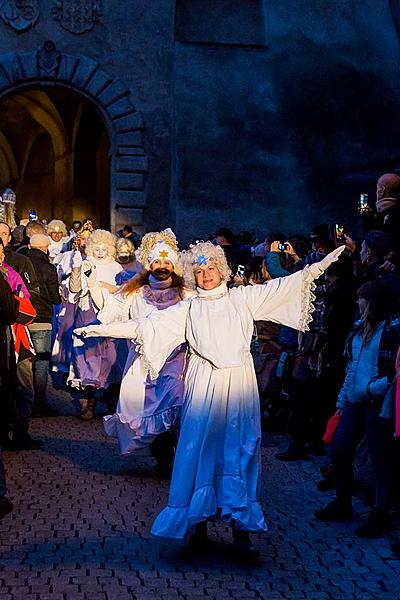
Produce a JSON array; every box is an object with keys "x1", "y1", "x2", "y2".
[{"x1": 332, "y1": 402, "x2": 394, "y2": 509}]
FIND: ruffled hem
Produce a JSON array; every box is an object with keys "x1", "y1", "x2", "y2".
[
  {"x1": 298, "y1": 270, "x2": 317, "y2": 332},
  {"x1": 151, "y1": 481, "x2": 267, "y2": 539},
  {"x1": 103, "y1": 405, "x2": 180, "y2": 454}
]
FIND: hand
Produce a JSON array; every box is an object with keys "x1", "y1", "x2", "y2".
[
  {"x1": 74, "y1": 325, "x2": 103, "y2": 339},
  {"x1": 283, "y1": 242, "x2": 300, "y2": 261},
  {"x1": 99, "y1": 281, "x2": 118, "y2": 293},
  {"x1": 335, "y1": 409, "x2": 343, "y2": 417},
  {"x1": 232, "y1": 273, "x2": 245, "y2": 286},
  {"x1": 270, "y1": 241, "x2": 281, "y2": 253},
  {"x1": 378, "y1": 260, "x2": 396, "y2": 273},
  {"x1": 72, "y1": 250, "x2": 82, "y2": 269},
  {"x1": 307, "y1": 246, "x2": 346, "y2": 279},
  {"x1": 343, "y1": 234, "x2": 356, "y2": 254}
]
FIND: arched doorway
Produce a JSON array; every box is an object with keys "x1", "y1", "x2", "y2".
[
  {"x1": 0, "y1": 42, "x2": 148, "y2": 233},
  {"x1": 0, "y1": 87, "x2": 110, "y2": 227}
]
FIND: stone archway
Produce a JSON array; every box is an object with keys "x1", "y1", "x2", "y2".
[{"x1": 0, "y1": 41, "x2": 148, "y2": 233}]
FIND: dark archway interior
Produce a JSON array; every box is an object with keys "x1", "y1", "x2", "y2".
[{"x1": 0, "y1": 86, "x2": 110, "y2": 228}]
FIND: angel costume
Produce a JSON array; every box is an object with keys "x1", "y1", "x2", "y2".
[
  {"x1": 81, "y1": 260, "x2": 334, "y2": 538},
  {"x1": 100, "y1": 276, "x2": 192, "y2": 454}
]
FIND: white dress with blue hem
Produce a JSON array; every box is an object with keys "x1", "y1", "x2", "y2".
[{"x1": 129, "y1": 268, "x2": 318, "y2": 539}]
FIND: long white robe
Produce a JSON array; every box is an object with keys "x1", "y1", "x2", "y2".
[{"x1": 124, "y1": 268, "x2": 318, "y2": 538}]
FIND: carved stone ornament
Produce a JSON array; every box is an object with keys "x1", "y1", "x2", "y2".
[
  {"x1": 0, "y1": 0, "x2": 40, "y2": 31},
  {"x1": 52, "y1": 0, "x2": 101, "y2": 34},
  {"x1": 36, "y1": 40, "x2": 61, "y2": 77}
]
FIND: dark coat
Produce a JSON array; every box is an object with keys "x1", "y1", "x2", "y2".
[
  {"x1": 0, "y1": 275, "x2": 18, "y2": 375},
  {"x1": 4, "y1": 246, "x2": 40, "y2": 297},
  {"x1": 26, "y1": 249, "x2": 61, "y2": 323}
]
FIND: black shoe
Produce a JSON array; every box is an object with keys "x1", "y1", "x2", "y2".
[
  {"x1": 355, "y1": 508, "x2": 391, "y2": 538},
  {"x1": 0, "y1": 435, "x2": 14, "y2": 451},
  {"x1": 0, "y1": 497, "x2": 13, "y2": 520},
  {"x1": 314, "y1": 498, "x2": 353, "y2": 521},
  {"x1": 320, "y1": 464, "x2": 333, "y2": 477},
  {"x1": 154, "y1": 463, "x2": 173, "y2": 480},
  {"x1": 189, "y1": 521, "x2": 209, "y2": 550},
  {"x1": 232, "y1": 529, "x2": 260, "y2": 561},
  {"x1": 11, "y1": 434, "x2": 43, "y2": 451},
  {"x1": 307, "y1": 441, "x2": 326, "y2": 456},
  {"x1": 391, "y1": 542, "x2": 400, "y2": 557},
  {"x1": 32, "y1": 405, "x2": 58, "y2": 417},
  {"x1": 276, "y1": 448, "x2": 309, "y2": 461}
]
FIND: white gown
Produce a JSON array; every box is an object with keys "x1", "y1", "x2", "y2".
[{"x1": 124, "y1": 268, "x2": 318, "y2": 538}]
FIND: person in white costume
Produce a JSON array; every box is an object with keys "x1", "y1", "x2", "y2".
[
  {"x1": 65, "y1": 229, "x2": 124, "y2": 419},
  {"x1": 47, "y1": 219, "x2": 69, "y2": 263},
  {"x1": 75, "y1": 241, "x2": 345, "y2": 558},
  {"x1": 96, "y1": 229, "x2": 193, "y2": 475}
]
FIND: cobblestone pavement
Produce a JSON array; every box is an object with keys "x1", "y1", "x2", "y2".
[{"x1": 1, "y1": 414, "x2": 400, "y2": 600}]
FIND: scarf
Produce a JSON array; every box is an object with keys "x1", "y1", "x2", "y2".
[{"x1": 142, "y1": 275, "x2": 180, "y2": 309}]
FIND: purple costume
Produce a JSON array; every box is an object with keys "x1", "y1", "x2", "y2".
[{"x1": 101, "y1": 277, "x2": 191, "y2": 454}]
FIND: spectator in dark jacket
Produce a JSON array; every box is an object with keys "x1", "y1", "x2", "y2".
[
  {"x1": 0, "y1": 273, "x2": 18, "y2": 520},
  {"x1": 0, "y1": 221, "x2": 44, "y2": 447},
  {"x1": 315, "y1": 279, "x2": 400, "y2": 538},
  {"x1": 27, "y1": 234, "x2": 61, "y2": 416},
  {"x1": 0, "y1": 222, "x2": 39, "y2": 297}
]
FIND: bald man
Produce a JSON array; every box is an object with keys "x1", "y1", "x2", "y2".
[{"x1": 375, "y1": 173, "x2": 400, "y2": 244}]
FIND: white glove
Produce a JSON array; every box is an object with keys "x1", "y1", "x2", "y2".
[
  {"x1": 74, "y1": 321, "x2": 138, "y2": 339},
  {"x1": 307, "y1": 246, "x2": 346, "y2": 279},
  {"x1": 72, "y1": 250, "x2": 83, "y2": 269}
]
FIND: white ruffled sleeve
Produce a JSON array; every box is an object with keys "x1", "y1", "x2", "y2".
[
  {"x1": 235, "y1": 267, "x2": 317, "y2": 332},
  {"x1": 135, "y1": 299, "x2": 190, "y2": 380}
]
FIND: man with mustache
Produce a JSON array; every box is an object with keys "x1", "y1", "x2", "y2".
[{"x1": 95, "y1": 229, "x2": 193, "y2": 478}]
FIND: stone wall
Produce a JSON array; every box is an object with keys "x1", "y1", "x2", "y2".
[{"x1": 0, "y1": 1, "x2": 399, "y2": 242}]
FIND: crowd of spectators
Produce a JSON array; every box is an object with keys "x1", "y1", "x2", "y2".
[{"x1": 1, "y1": 173, "x2": 400, "y2": 557}]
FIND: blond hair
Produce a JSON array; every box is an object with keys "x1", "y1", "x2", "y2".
[
  {"x1": 85, "y1": 229, "x2": 117, "y2": 259},
  {"x1": 181, "y1": 241, "x2": 231, "y2": 289}
]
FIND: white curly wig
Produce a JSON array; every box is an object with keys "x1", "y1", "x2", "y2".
[
  {"x1": 47, "y1": 219, "x2": 68, "y2": 236},
  {"x1": 85, "y1": 229, "x2": 117, "y2": 259},
  {"x1": 181, "y1": 241, "x2": 231, "y2": 290},
  {"x1": 116, "y1": 237, "x2": 135, "y2": 256}
]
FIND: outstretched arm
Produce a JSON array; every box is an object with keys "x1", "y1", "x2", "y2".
[
  {"x1": 74, "y1": 320, "x2": 137, "y2": 340},
  {"x1": 236, "y1": 246, "x2": 346, "y2": 332}
]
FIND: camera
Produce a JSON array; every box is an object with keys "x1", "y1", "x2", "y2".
[
  {"x1": 334, "y1": 223, "x2": 345, "y2": 245},
  {"x1": 278, "y1": 242, "x2": 288, "y2": 252},
  {"x1": 358, "y1": 193, "x2": 370, "y2": 215},
  {"x1": 237, "y1": 264, "x2": 245, "y2": 277}
]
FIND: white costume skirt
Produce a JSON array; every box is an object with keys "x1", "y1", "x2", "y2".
[{"x1": 151, "y1": 353, "x2": 267, "y2": 538}]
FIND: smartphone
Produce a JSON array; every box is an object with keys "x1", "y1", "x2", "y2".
[
  {"x1": 29, "y1": 209, "x2": 37, "y2": 221},
  {"x1": 278, "y1": 242, "x2": 288, "y2": 252},
  {"x1": 358, "y1": 193, "x2": 369, "y2": 215},
  {"x1": 237, "y1": 264, "x2": 245, "y2": 277},
  {"x1": 334, "y1": 223, "x2": 345, "y2": 246}
]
